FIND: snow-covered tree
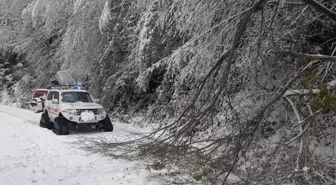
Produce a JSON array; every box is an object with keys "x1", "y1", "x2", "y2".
[{"x1": 0, "y1": 0, "x2": 335, "y2": 184}]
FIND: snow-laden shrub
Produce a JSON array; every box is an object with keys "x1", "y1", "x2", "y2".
[
  {"x1": 101, "y1": 72, "x2": 140, "y2": 113},
  {"x1": 43, "y1": 1, "x2": 73, "y2": 36},
  {"x1": 98, "y1": 0, "x2": 133, "y2": 37},
  {"x1": 73, "y1": 0, "x2": 85, "y2": 13},
  {"x1": 59, "y1": 0, "x2": 105, "y2": 76},
  {"x1": 31, "y1": 0, "x2": 47, "y2": 28},
  {"x1": 133, "y1": 1, "x2": 160, "y2": 72},
  {"x1": 21, "y1": 2, "x2": 34, "y2": 30},
  {"x1": 32, "y1": 0, "x2": 74, "y2": 35},
  {"x1": 98, "y1": 0, "x2": 112, "y2": 34}
]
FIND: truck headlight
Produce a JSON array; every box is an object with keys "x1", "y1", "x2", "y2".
[
  {"x1": 97, "y1": 108, "x2": 106, "y2": 115},
  {"x1": 66, "y1": 109, "x2": 77, "y2": 115}
]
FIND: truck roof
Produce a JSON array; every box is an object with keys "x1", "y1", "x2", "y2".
[
  {"x1": 61, "y1": 89, "x2": 88, "y2": 93},
  {"x1": 47, "y1": 85, "x2": 88, "y2": 93},
  {"x1": 48, "y1": 89, "x2": 89, "y2": 93}
]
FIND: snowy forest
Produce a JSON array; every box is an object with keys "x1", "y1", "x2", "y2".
[{"x1": 0, "y1": 0, "x2": 336, "y2": 184}]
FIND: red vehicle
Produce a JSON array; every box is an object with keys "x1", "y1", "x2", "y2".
[{"x1": 29, "y1": 89, "x2": 49, "y2": 113}]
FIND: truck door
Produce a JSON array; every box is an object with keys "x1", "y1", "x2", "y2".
[
  {"x1": 45, "y1": 91, "x2": 59, "y2": 121},
  {"x1": 50, "y1": 92, "x2": 60, "y2": 119}
]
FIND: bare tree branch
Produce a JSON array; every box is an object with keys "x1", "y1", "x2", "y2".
[
  {"x1": 270, "y1": 50, "x2": 336, "y2": 62},
  {"x1": 301, "y1": 0, "x2": 336, "y2": 22}
]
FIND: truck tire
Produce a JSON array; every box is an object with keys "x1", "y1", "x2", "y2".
[
  {"x1": 39, "y1": 113, "x2": 45, "y2": 128},
  {"x1": 53, "y1": 117, "x2": 70, "y2": 135},
  {"x1": 99, "y1": 116, "x2": 113, "y2": 132},
  {"x1": 40, "y1": 112, "x2": 53, "y2": 129}
]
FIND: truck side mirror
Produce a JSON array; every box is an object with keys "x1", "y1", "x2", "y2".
[
  {"x1": 52, "y1": 99, "x2": 59, "y2": 104},
  {"x1": 95, "y1": 99, "x2": 100, "y2": 103}
]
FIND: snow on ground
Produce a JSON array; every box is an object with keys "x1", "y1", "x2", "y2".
[{"x1": 0, "y1": 105, "x2": 160, "y2": 185}]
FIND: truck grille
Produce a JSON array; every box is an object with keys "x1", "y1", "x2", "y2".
[{"x1": 76, "y1": 109, "x2": 98, "y2": 115}]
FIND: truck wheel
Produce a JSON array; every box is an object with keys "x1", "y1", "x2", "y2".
[
  {"x1": 53, "y1": 117, "x2": 70, "y2": 135},
  {"x1": 99, "y1": 116, "x2": 113, "y2": 132},
  {"x1": 40, "y1": 112, "x2": 53, "y2": 129},
  {"x1": 39, "y1": 113, "x2": 45, "y2": 128}
]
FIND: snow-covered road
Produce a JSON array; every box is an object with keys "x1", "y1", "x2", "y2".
[{"x1": 0, "y1": 105, "x2": 159, "y2": 185}]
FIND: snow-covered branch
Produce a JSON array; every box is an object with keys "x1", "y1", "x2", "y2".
[
  {"x1": 283, "y1": 89, "x2": 320, "y2": 96},
  {"x1": 270, "y1": 50, "x2": 336, "y2": 62},
  {"x1": 301, "y1": 0, "x2": 336, "y2": 22},
  {"x1": 283, "y1": 79, "x2": 336, "y2": 96}
]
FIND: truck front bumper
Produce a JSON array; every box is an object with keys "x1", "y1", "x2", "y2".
[{"x1": 64, "y1": 114, "x2": 106, "y2": 123}]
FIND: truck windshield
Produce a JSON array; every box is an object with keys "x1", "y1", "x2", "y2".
[{"x1": 61, "y1": 92, "x2": 93, "y2": 103}]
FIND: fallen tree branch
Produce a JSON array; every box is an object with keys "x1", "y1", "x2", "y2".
[
  {"x1": 220, "y1": 0, "x2": 270, "y2": 183},
  {"x1": 284, "y1": 96, "x2": 303, "y2": 170},
  {"x1": 270, "y1": 50, "x2": 336, "y2": 62},
  {"x1": 283, "y1": 79, "x2": 336, "y2": 96},
  {"x1": 229, "y1": 57, "x2": 323, "y2": 183},
  {"x1": 301, "y1": 0, "x2": 336, "y2": 22},
  {"x1": 283, "y1": 89, "x2": 320, "y2": 96},
  {"x1": 284, "y1": 104, "x2": 321, "y2": 145}
]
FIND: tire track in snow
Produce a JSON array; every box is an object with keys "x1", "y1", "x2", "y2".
[
  {"x1": 0, "y1": 112, "x2": 78, "y2": 184},
  {"x1": 0, "y1": 110, "x2": 39, "y2": 125},
  {"x1": 0, "y1": 106, "x2": 161, "y2": 185}
]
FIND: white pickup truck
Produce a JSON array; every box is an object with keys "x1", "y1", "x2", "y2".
[
  {"x1": 39, "y1": 87, "x2": 113, "y2": 135},
  {"x1": 35, "y1": 70, "x2": 113, "y2": 135}
]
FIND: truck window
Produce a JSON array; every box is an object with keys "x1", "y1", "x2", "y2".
[
  {"x1": 47, "y1": 92, "x2": 55, "y2": 100},
  {"x1": 53, "y1": 92, "x2": 59, "y2": 100},
  {"x1": 61, "y1": 92, "x2": 93, "y2": 103}
]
